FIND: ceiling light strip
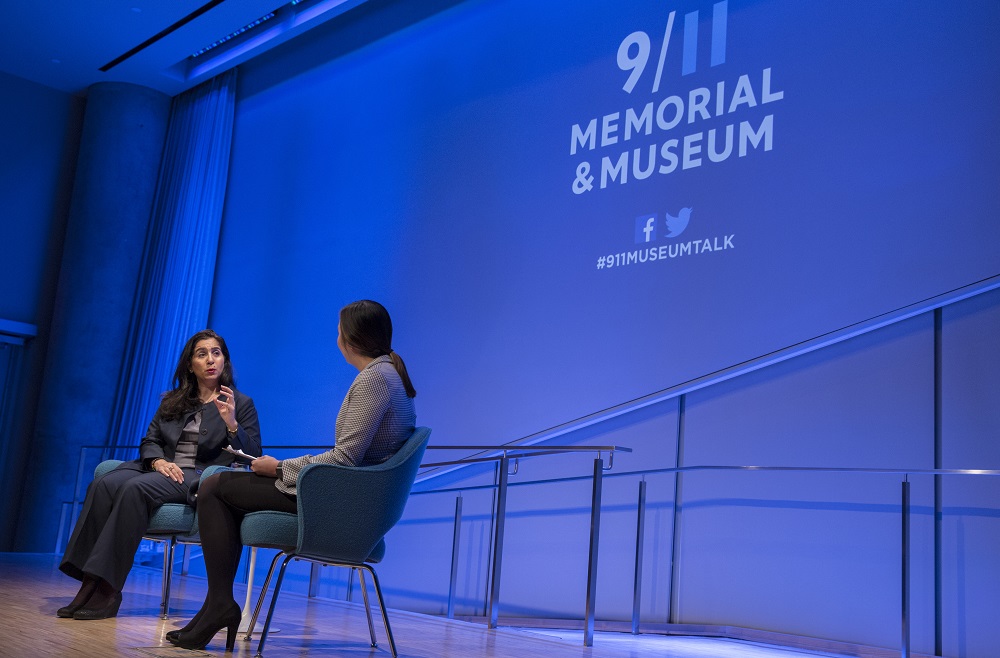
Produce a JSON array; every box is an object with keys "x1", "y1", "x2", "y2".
[
  {"x1": 99, "y1": 0, "x2": 228, "y2": 72},
  {"x1": 190, "y1": 12, "x2": 275, "y2": 58}
]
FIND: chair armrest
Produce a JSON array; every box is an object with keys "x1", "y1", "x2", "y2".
[
  {"x1": 94, "y1": 460, "x2": 124, "y2": 479},
  {"x1": 95, "y1": 461, "x2": 232, "y2": 482},
  {"x1": 201, "y1": 464, "x2": 232, "y2": 479}
]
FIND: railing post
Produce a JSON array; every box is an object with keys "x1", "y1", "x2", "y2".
[
  {"x1": 69, "y1": 445, "x2": 90, "y2": 542},
  {"x1": 55, "y1": 503, "x2": 70, "y2": 555},
  {"x1": 584, "y1": 456, "x2": 604, "y2": 647},
  {"x1": 901, "y1": 476, "x2": 910, "y2": 658},
  {"x1": 632, "y1": 479, "x2": 646, "y2": 634},
  {"x1": 487, "y1": 455, "x2": 510, "y2": 629},
  {"x1": 447, "y1": 494, "x2": 463, "y2": 619}
]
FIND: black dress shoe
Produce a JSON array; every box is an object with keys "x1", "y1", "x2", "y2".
[
  {"x1": 73, "y1": 591, "x2": 122, "y2": 620},
  {"x1": 57, "y1": 578, "x2": 98, "y2": 617},
  {"x1": 56, "y1": 602, "x2": 84, "y2": 618}
]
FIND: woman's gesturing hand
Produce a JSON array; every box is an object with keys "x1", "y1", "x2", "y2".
[{"x1": 216, "y1": 384, "x2": 237, "y2": 430}]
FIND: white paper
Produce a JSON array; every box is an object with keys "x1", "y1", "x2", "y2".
[{"x1": 224, "y1": 445, "x2": 256, "y2": 462}]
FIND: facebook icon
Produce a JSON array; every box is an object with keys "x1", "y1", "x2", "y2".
[{"x1": 635, "y1": 214, "x2": 657, "y2": 243}]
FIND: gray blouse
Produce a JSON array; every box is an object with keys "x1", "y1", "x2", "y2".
[{"x1": 173, "y1": 410, "x2": 202, "y2": 470}]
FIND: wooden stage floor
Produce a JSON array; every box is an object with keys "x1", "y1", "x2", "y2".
[{"x1": 0, "y1": 552, "x2": 850, "y2": 658}]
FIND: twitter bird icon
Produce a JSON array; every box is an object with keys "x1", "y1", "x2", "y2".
[{"x1": 665, "y1": 207, "x2": 692, "y2": 238}]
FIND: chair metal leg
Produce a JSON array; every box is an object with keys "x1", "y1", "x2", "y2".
[
  {"x1": 238, "y1": 546, "x2": 258, "y2": 634},
  {"x1": 364, "y1": 565, "x2": 397, "y2": 658},
  {"x1": 255, "y1": 554, "x2": 295, "y2": 658},
  {"x1": 356, "y1": 568, "x2": 377, "y2": 648},
  {"x1": 245, "y1": 551, "x2": 285, "y2": 641},
  {"x1": 160, "y1": 537, "x2": 175, "y2": 619}
]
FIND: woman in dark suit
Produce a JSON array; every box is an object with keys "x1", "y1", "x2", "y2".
[
  {"x1": 169, "y1": 300, "x2": 416, "y2": 651},
  {"x1": 57, "y1": 329, "x2": 262, "y2": 620}
]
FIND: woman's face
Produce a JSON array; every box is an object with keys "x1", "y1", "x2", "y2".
[
  {"x1": 337, "y1": 322, "x2": 349, "y2": 361},
  {"x1": 190, "y1": 338, "x2": 224, "y2": 387}
]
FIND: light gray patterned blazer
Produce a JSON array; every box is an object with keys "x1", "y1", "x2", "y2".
[{"x1": 275, "y1": 355, "x2": 415, "y2": 495}]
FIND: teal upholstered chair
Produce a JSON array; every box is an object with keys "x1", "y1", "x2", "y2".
[
  {"x1": 93, "y1": 460, "x2": 231, "y2": 618},
  {"x1": 240, "y1": 426, "x2": 431, "y2": 658}
]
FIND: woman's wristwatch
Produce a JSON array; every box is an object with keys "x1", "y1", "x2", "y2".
[{"x1": 275, "y1": 461, "x2": 283, "y2": 481}]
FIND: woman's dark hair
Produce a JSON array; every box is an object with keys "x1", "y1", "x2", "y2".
[
  {"x1": 158, "y1": 329, "x2": 236, "y2": 420},
  {"x1": 340, "y1": 300, "x2": 416, "y2": 398}
]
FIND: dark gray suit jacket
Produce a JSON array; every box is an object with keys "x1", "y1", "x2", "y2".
[{"x1": 117, "y1": 389, "x2": 263, "y2": 503}]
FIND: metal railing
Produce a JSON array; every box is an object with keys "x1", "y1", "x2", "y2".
[
  {"x1": 418, "y1": 444, "x2": 631, "y2": 647},
  {"x1": 68, "y1": 442, "x2": 1000, "y2": 656},
  {"x1": 410, "y1": 459, "x2": 1000, "y2": 655}
]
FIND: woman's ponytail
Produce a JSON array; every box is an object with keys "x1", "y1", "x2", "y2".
[{"x1": 388, "y1": 351, "x2": 417, "y2": 398}]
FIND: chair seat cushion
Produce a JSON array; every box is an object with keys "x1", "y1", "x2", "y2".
[
  {"x1": 146, "y1": 503, "x2": 195, "y2": 535},
  {"x1": 241, "y1": 511, "x2": 387, "y2": 563},
  {"x1": 241, "y1": 511, "x2": 298, "y2": 550}
]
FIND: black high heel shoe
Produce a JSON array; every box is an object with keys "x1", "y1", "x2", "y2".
[
  {"x1": 166, "y1": 607, "x2": 206, "y2": 643},
  {"x1": 72, "y1": 591, "x2": 122, "y2": 620},
  {"x1": 164, "y1": 608, "x2": 205, "y2": 644},
  {"x1": 167, "y1": 602, "x2": 241, "y2": 652}
]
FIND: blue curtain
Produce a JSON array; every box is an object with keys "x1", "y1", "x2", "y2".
[{"x1": 107, "y1": 69, "x2": 237, "y2": 455}]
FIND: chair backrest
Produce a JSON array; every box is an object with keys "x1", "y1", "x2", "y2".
[{"x1": 294, "y1": 426, "x2": 431, "y2": 563}]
